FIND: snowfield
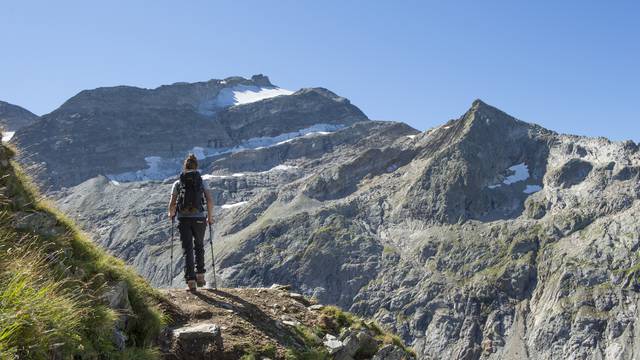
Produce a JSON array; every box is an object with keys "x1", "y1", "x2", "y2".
[
  {"x1": 221, "y1": 201, "x2": 248, "y2": 209},
  {"x1": 198, "y1": 84, "x2": 294, "y2": 115},
  {"x1": 503, "y1": 163, "x2": 529, "y2": 184},
  {"x1": 215, "y1": 85, "x2": 293, "y2": 107},
  {"x1": 2, "y1": 131, "x2": 15, "y2": 142},
  {"x1": 487, "y1": 162, "x2": 543, "y2": 194},
  {"x1": 107, "y1": 124, "x2": 344, "y2": 182},
  {"x1": 488, "y1": 162, "x2": 530, "y2": 189}
]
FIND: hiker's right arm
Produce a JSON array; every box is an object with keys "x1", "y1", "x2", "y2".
[{"x1": 168, "y1": 193, "x2": 177, "y2": 219}]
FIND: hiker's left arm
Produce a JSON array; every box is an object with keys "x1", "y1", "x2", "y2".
[
  {"x1": 168, "y1": 193, "x2": 177, "y2": 219},
  {"x1": 205, "y1": 189, "x2": 214, "y2": 225}
]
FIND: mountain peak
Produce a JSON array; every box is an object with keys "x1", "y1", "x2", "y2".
[
  {"x1": 250, "y1": 74, "x2": 273, "y2": 87},
  {"x1": 467, "y1": 99, "x2": 513, "y2": 120},
  {"x1": 461, "y1": 99, "x2": 535, "y2": 133},
  {"x1": 471, "y1": 98, "x2": 488, "y2": 108}
]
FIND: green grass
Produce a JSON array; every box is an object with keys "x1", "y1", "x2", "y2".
[
  {"x1": 239, "y1": 343, "x2": 277, "y2": 360},
  {"x1": 285, "y1": 348, "x2": 329, "y2": 360},
  {"x1": 318, "y1": 306, "x2": 416, "y2": 357},
  {"x1": 319, "y1": 305, "x2": 360, "y2": 330},
  {"x1": 277, "y1": 306, "x2": 416, "y2": 359},
  {"x1": 0, "y1": 245, "x2": 90, "y2": 358},
  {"x1": 0, "y1": 145, "x2": 165, "y2": 359},
  {"x1": 293, "y1": 325, "x2": 323, "y2": 346}
]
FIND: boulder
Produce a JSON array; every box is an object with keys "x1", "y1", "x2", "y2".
[
  {"x1": 335, "y1": 331, "x2": 359, "y2": 360},
  {"x1": 102, "y1": 281, "x2": 133, "y2": 350},
  {"x1": 372, "y1": 345, "x2": 410, "y2": 360},
  {"x1": 13, "y1": 211, "x2": 65, "y2": 237},
  {"x1": 172, "y1": 323, "x2": 223, "y2": 358},
  {"x1": 287, "y1": 292, "x2": 311, "y2": 306},
  {"x1": 269, "y1": 283, "x2": 291, "y2": 291},
  {"x1": 323, "y1": 334, "x2": 344, "y2": 355}
]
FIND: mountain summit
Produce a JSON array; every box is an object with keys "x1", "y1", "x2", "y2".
[{"x1": 13, "y1": 75, "x2": 368, "y2": 189}]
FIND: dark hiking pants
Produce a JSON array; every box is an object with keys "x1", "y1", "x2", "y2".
[{"x1": 178, "y1": 217, "x2": 206, "y2": 281}]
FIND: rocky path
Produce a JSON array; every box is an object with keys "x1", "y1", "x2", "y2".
[{"x1": 158, "y1": 286, "x2": 413, "y2": 360}]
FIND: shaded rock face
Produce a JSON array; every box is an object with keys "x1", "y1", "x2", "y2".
[
  {"x1": 14, "y1": 75, "x2": 367, "y2": 190},
  {"x1": 20, "y1": 96, "x2": 640, "y2": 359},
  {"x1": 0, "y1": 100, "x2": 39, "y2": 131},
  {"x1": 547, "y1": 158, "x2": 593, "y2": 188}
]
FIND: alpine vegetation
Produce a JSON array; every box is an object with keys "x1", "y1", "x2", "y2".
[{"x1": 0, "y1": 140, "x2": 164, "y2": 359}]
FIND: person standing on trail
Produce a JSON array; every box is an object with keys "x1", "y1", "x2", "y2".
[{"x1": 168, "y1": 154, "x2": 214, "y2": 291}]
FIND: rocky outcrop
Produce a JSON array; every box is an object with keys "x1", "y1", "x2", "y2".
[
  {"x1": 169, "y1": 323, "x2": 223, "y2": 359},
  {"x1": 158, "y1": 287, "x2": 413, "y2": 359}
]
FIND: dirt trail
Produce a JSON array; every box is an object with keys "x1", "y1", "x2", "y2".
[{"x1": 158, "y1": 286, "x2": 322, "y2": 359}]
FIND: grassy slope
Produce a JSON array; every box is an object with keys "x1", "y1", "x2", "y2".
[
  {"x1": 0, "y1": 143, "x2": 165, "y2": 359},
  {"x1": 284, "y1": 306, "x2": 416, "y2": 359}
]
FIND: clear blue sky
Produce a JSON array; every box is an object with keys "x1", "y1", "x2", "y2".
[{"x1": 1, "y1": 1, "x2": 638, "y2": 141}]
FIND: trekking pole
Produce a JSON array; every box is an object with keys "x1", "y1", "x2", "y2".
[
  {"x1": 209, "y1": 223, "x2": 217, "y2": 289},
  {"x1": 170, "y1": 216, "x2": 175, "y2": 287}
]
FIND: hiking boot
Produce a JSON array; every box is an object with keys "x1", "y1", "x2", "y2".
[
  {"x1": 196, "y1": 273, "x2": 206, "y2": 287},
  {"x1": 187, "y1": 280, "x2": 197, "y2": 292}
]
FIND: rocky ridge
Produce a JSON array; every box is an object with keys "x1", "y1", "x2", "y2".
[{"x1": 13, "y1": 75, "x2": 367, "y2": 189}]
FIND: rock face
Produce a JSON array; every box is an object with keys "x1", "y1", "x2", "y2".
[
  {"x1": 0, "y1": 100, "x2": 39, "y2": 132},
  {"x1": 17, "y1": 83, "x2": 640, "y2": 360},
  {"x1": 14, "y1": 75, "x2": 367, "y2": 189}
]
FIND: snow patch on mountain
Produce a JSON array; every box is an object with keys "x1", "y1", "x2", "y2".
[
  {"x1": 503, "y1": 163, "x2": 529, "y2": 184},
  {"x1": 2, "y1": 131, "x2": 15, "y2": 142},
  {"x1": 264, "y1": 164, "x2": 296, "y2": 172},
  {"x1": 221, "y1": 201, "x2": 248, "y2": 209},
  {"x1": 107, "y1": 124, "x2": 344, "y2": 182},
  {"x1": 198, "y1": 85, "x2": 294, "y2": 115},
  {"x1": 216, "y1": 85, "x2": 293, "y2": 107},
  {"x1": 488, "y1": 163, "x2": 532, "y2": 189}
]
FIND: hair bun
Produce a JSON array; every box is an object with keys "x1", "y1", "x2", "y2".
[{"x1": 184, "y1": 153, "x2": 199, "y2": 170}]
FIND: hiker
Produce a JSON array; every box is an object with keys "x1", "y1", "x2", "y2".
[{"x1": 168, "y1": 154, "x2": 214, "y2": 291}]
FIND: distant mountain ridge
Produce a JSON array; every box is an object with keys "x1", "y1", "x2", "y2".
[
  {"x1": 56, "y1": 74, "x2": 276, "y2": 113},
  {"x1": 13, "y1": 75, "x2": 368, "y2": 189}
]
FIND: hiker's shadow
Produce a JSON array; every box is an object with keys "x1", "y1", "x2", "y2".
[{"x1": 193, "y1": 289, "x2": 300, "y2": 347}]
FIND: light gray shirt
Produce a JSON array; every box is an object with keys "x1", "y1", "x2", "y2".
[{"x1": 171, "y1": 172, "x2": 210, "y2": 219}]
